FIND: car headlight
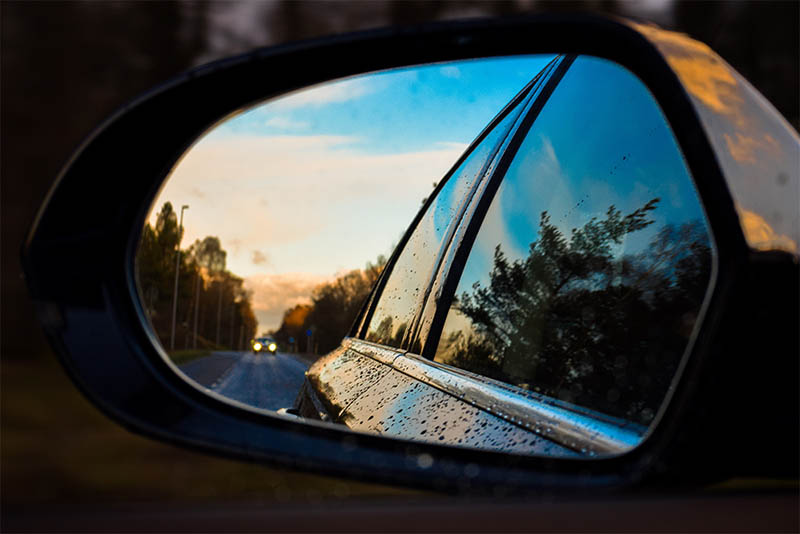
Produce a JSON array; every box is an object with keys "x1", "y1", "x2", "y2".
[
  {"x1": 268, "y1": 343, "x2": 277, "y2": 352},
  {"x1": 253, "y1": 342, "x2": 262, "y2": 351}
]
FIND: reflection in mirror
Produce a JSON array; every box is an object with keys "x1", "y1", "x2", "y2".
[
  {"x1": 136, "y1": 54, "x2": 713, "y2": 459},
  {"x1": 432, "y1": 56, "x2": 714, "y2": 453},
  {"x1": 136, "y1": 55, "x2": 554, "y2": 409}
]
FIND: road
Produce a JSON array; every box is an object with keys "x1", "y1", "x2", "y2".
[{"x1": 179, "y1": 351, "x2": 311, "y2": 411}]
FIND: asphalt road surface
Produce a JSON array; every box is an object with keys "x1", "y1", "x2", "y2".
[{"x1": 179, "y1": 351, "x2": 310, "y2": 411}]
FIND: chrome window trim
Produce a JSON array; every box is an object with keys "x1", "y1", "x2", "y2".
[
  {"x1": 345, "y1": 337, "x2": 643, "y2": 456},
  {"x1": 402, "y1": 56, "x2": 566, "y2": 351}
]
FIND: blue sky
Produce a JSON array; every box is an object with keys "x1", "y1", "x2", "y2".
[
  {"x1": 436, "y1": 55, "x2": 713, "y2": 370},
  {"x1": 209, "y1": 56, "x2": 555, "y2": 154},
  {"x1": 456, "y1": 55, "x2": 710, "y2": 299},
  {"x1": 152, "y1": 55, "x2": 554, "y2": 330}
]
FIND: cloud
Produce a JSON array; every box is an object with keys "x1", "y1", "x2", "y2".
[
  {"x1": 435, "y1": 141, "x2": 469, "y2": 152},
  {"x1": 251, "y1": 250, "x2": 269, "y2": 265},
  {"x1": 631, "y1": 23, "x2": 742, "y2": 116},
  {"x1": 245, "y1": 272, "x2": 333, "y2": 330},
  {"x1": 270, "y1": 78, "x2": 374, "y2": 110},
  {"x1": 460, "y1": 136, "x2": 568, "y2": 284},
  {"x1": 666, "y1": 181, "x2": 684, "y2": 210},
  {"x1": 227, "y1": 238, "x2": 242, "y2": 255},
  {"x1": 739, "y1": 208, "x2": 797, "y2": 253},
  {"x1": 156, "y1": 134, "x2": 464, "y2": 272},
  {"x1": 440, "y1": 66, "x2": 461, "y2": 79},
  {"x1": 724, "y1": 132, "x2": 781, "y2": 164},
  {"x1": 264, "y1": 116, "x2": 309, "y2": 131}
]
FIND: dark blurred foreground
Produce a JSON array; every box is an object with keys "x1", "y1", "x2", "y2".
[
  {"x1": 6, "y1": 492, "x2": 799, "y2": 532},
  {"x1": 1, "y1": 355, "x2": 414, "y2": 506},
  {"x1": 2, "y1": 0, "x2": 798, "y2": 511}
]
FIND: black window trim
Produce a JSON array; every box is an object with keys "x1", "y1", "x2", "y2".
[
  {"x1": 401, "y1": 56, "x2": 568, "y2": 352},
  {"x1": 353, "y1": 55, "x2": 563, "y2": 345},
  {"x1": 417, "y1": 54, "x2": 577, "y2": 359}
]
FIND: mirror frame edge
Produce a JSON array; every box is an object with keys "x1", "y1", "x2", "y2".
[{"x1": 21, "y1": 14, "x2": 755, "y2": 493}]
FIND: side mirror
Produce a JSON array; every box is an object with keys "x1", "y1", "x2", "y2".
[{"x1": 22, "y1": 15, "x2": 798, "y2": 493}]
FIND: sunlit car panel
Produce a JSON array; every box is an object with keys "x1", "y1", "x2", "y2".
[{"x1": 630, "y1": 21, "x2": 800, "y2": 256}]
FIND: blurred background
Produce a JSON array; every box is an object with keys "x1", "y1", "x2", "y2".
[{"x1": 2, "y1": 0, "x2": 798, "y2": 512}]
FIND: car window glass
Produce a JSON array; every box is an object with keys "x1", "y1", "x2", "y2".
[
  {"x1": 434, "y1": 56, "x2": 714, "y2": 427},
  {"x1": 364, "y1": 76, "x2": 541, "y2": 348}
]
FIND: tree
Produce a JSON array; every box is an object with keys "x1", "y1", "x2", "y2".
[
  {"x1": 273, "y1": 255, "x2": 387, "y2": 355},
  {"x1": 188, "y1": 236, "x2": 227, "y2": 344},
  {"x1": 441, "y1": 199, "x2": 712, "y2": 425},
  {"x1": 191, "y1": 236, "x2": 226, "y2": 274},
  {"x1": 137, "y1": 202, "x2": 185, "y2": 317},
  {"x1": 154, "y1": 202, "x2": 181, "y2": 255},
  {"x1": 273, "y1": 304, "x2": 313, "y2": 352},
  {"x1": 136, "y1": 203, "x2": 257, "y2": 352}
]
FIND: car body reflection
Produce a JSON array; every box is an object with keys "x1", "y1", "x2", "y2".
[{"x1": 297, "y1": 55, "x2": 714, "y2": 457}]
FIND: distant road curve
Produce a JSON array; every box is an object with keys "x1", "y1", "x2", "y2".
[{"x1": 179, "y1": 351, "x2": 311, "y2": 412}]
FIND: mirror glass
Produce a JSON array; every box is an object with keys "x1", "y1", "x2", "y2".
[{"x1": 136, "y1": 55, "x2": 714, "y2": 458}]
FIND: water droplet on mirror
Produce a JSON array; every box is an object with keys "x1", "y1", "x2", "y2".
[
  {"x1": 416, "y1": 453, "x2": 434, "y2": 469},
  {"x1": 464, "y1": 464, "x2": 480, "y2": 478}
]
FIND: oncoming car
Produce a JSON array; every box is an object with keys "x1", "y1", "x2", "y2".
[{"x1": 252, "y1": 337, "x2": 278, "y2": 355}]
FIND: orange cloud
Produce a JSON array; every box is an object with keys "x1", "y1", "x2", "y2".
[
  {"x1": 629, "y1": 22, "x2": 742, "y2": 117},
  {"x1": 251, "y1": 250, "x2": 269, "y2": 265},
  {"x1": 244, "y1": 272, "x2": 332, "y2": 330},
  {"x1": 724, "y1": 133, "x2": 782, "y2": 164},
  {"x1": 739, "y1": 208, "x2": 798, "y2": 253},
  {"x1": 153, "y1": 134, "x2": 465, "y2": 280}
]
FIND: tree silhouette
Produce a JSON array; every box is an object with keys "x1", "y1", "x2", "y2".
[
  {"x1": 440, "y1": 199, "x2": 712, "y2": 425},
  {"x1": 136, "y1": 203, "x2": 257, "y2": 352},
  {"x1": 190, "y1": 236, "x2": 226, "y2": 275},
  {"x1": 272, "y1": 304, "x2": 313, "y2": 353},
  {"x1": 273, "y1": 255, "x2": 387, "y2": 355},
  {"x1": 137, "y1": 202, "x2": 187, "y2": 316}
]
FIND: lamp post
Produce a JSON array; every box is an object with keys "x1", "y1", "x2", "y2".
[
  {"x1": 170, "y1": 204, "x2": 189, "y2": 351},
  {"x1": 192, "y1": 269, "x2": 201, "y2": 350}
]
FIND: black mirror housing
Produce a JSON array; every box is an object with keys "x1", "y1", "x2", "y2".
[{"x1": 22, "y1": 13, "x2": 798, "y2": 493}]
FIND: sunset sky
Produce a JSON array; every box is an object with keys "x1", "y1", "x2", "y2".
[{"x1": 149, "y1": 55, "x2": 554, "y2": 330}]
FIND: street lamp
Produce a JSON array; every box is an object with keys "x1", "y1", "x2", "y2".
[{"x1": 170, "y1": 204, "x2": 189, "y2": 351}]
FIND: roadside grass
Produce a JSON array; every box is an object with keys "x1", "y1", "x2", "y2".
[
  {"x1": 1, "y1": 354, "x2": 422, "y2": 505},
  {"x1": 167, "y1": 349, "x2": 212, "y2": 365}
]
